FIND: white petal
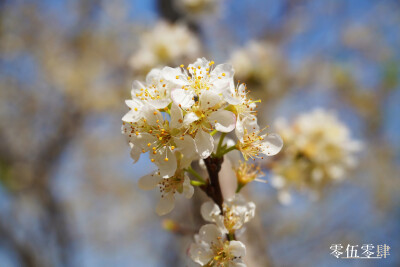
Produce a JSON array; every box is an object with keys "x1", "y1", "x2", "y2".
[
  {"x1": 171, "y1": 89, "x2": 195, "y2": 109},
  {"x1": 138, "y1": 173, "x2": 161, "y2": 190},
  {"x1": 199, "y1": 91, "x2": 221, "y2": 110},
  {"x1": 129, "y1": 143, "x2": 142, "y2": 163},
  {"x1": 208, "y1": 110, "x2": 236, "y2": 132},
  {"x1": 188, "y1": 57, "x2": 209, "y2": 75},
  {"x1": 228, "y1": 240, "x2": 246, "y2": 258},
  {"x1": 148, "y1": 99, "x2": 170, "y2": 109},
  {"x1": 162, "y1": 66, "x2": 187, "y2": 86},
  {"x1": 261, "y1": 133, "x2": 283, "y2": 156},
  {"x1": 198, "y1": 224, "x2": 223, "y2": 244},
  {"x1": 194, "y1": 130, "x2": 214, "y2": 159},
  {"x1": 223, "y1": 90, "x2": 241, "y2": 105},
  {"x1": 210, "y1": 63, "x2": 235, "y2": 80},
  {"x1": 189, "y1": 243, "x2": 213, "y2": 265},
  {"x1": 151, "y1": 147, "x2": 177, "y2": 178},
  {"x1": 235, "y1": 118, "x2": 259, "y2": 139},
  {"x1": 210, "y1": 64, "x2": 235, "y2": 93},
  {"x1": 141, "y1": 106, "x2": 163, "y2": 126},
  {"x1": 122, "y1": 109, "x2": 139, "y2": 123},
  {"x1": 131, "y1": 80, "x2": 146, "y2": 97},
  {"x1": 156, "y1": 192, "x2": 175, "y2": 216},
  {"x1": 183, "y1": 175, "x2": 194, "y2": 199},
  {"x1": 170, "y1": 103, "x2": 183, "y2": 129},
  {"x1": 200, "y1": 201, "x2": 220, "y2": 222},
  {"x1": 125, "y1": 99, "x2": 142, "y2": 109},
  {"x1": 174, "y1": 135, "x2": 197, "y2": 167},
  {"x1": 183, "y1": 112, "x2": 199, "y2": 126},
  {"x1": 146, "y1": 68, "x2": 161, "y2": 84},
  {"x1": 133, "y1": 133, "x2": 157, "y2": 150}
]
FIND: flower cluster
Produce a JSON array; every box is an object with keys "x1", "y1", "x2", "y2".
[
  {"x1": 269, "y1": 109, "x2": 363, "y2": 204},
  {"x1": 229, "y1": 41, "x2": 288, "y2": 98},
  {"x1": 189, "y1": 195, "x2": 254, "y2": 266},
  {"x1": 129, "y1": 21, "x2": 200, "y2": 74},
  {"x1": 122, "y1": 58, "x2": 283, "y2": 265}
]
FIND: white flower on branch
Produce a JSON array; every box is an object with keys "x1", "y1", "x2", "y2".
[
  {"x1": 138, "y1": 168, "x2": 194, "y2": 216},
  {"x1": 236, "y1": 118, "x2": 283, "y2": 160},
  {"x1": 201, "y1": 194, "x2": 255, "y2": 234},
  {"x1": 189, "y1": 224, "x2": 246, "y2": 267},
  {"x1": 122, "y1": 57, "x2": 283, "y2": 219}
]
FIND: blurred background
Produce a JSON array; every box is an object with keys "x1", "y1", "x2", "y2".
[{"x1": 0, "y1": 0, "x2": 399, "y2": 266}]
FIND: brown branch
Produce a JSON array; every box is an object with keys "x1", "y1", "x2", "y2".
[{"x1": 201, "y1": 156, "x2": 224, "y2": 211}]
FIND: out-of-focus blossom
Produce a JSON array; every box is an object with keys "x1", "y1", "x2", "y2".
[
  {"x1": 270, "y1": 109, "x2": 363, "y2": 203},
  {"x1": 229, "y1": 41, "x2": 289, "y2": 98},
  {"x1": 189, "y1": 224, "x2": 246, "y2": 266},
  {"x1": 129, "y1": 21, "x2": 201, "y2": 74}
]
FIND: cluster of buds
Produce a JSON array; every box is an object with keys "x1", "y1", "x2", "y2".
[
  {"x1": 269, "y1": 109, "x2": 363, "y2": 204},
  {"x1": 122, "y1": 58, "x2": 283, "y2": 265}
]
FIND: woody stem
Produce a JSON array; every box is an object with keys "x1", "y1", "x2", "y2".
[{"x1": 202, "y1": 156, "x2": 224, "y2": 212}]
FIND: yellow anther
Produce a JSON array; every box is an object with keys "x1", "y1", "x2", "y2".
[
  {"x1": 159, "y1": 137, "x2": 162, "y2": 140},
  {"x1": 180, "y1": 64, "x2": 184, "y2": 68},
  {"x1": 152, "y1": 147, "x2": 156, "y2": 150},
  {"x1": 147, "y1": 143, "x2": 151, "y2": 147},
  {"x1": 171, "y1": 146, "x2": 175, "y2": 150},
  {"x1": 134, "y1": 108, "x2": 138, "y2": 111},
  {"x1": 151, "y1": 159, "x2": 155, "y2": 162},
  {"x1": 176, "y1": 76, "x2": 179, "y2": 79},
  {"x1": 153, "y1": 111, "x2": 158, "y2": 115},
  {"x1": 135, "y1": 131, "x2": 139, "y2": 136},
  {"x1": 164, "y1": 157, "x2": 169, "y2": 162},
  {"x1": 222, "y1": 73, "x2": 226, "y2": 76}
]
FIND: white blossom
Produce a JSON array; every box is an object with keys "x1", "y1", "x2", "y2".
[
  {"x1": 201, "y1": 194, "x2": 255, "y2": 234},
  {"x1": 270, "y1": 108, "x2": 363, "y2": 200},
  {"x1": 236, "y1": 118, "x2": 283, "y2": 160},
  {"x1": 122, "y1": 58, "x2": 283, "y2": 220},
  {"x1": 138, "y1": 168, "x2": 194, "y2": 216},
  {"x1": 189, "y1": 224, "x2": 246, "y2": 266},
  {"x1": 129, "y1": 21, "x2": 200, "y2": 73}
]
